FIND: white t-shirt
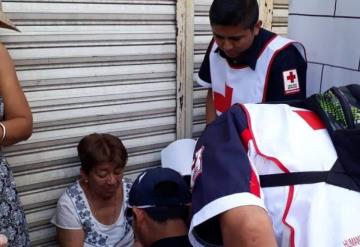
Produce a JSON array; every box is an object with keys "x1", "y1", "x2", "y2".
[{"x1": 51, "y1": 179, "x2": 134, "y2": 247}]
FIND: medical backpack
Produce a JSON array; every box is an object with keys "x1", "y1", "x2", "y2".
[{"x1": 260, "y1": 84, "x2": 360, "y2": 192}]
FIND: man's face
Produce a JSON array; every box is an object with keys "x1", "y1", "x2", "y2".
[{"x1": 211, "y1": 21, "x2": 261, "y2": 59}]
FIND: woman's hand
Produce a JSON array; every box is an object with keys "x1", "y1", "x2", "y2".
[{"x1": 0, "y1": 234, "x2": 8, "y2": 247}]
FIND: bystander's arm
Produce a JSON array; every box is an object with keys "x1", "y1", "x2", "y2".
[{"x1": 0, "y1": 43, "x2": 32, "y2": 146}]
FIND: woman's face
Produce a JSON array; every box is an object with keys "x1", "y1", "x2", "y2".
[{"x1": 84, "y1": 162, "x2": 123, "y2": 199}]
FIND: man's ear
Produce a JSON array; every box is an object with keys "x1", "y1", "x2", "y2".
[
  {"x1": 133, "y1": 208, "x2": 145, "y2": 223},
  {"x1": 253, "y1": 20, "x2": 262, "y2": 35}
]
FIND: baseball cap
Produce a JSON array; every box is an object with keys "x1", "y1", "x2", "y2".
[
  {"x1": 161, "y1": 139, "x2": 197, "y2": 176},
  {"x1": 128, "y1": 167, "x2": 191, "y2": 208}
]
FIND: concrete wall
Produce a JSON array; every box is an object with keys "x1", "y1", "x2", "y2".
[{"x1": 287, "y1": 0, "x2": 360, "y2": 95}]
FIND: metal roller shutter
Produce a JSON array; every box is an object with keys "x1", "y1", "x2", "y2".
[
  {"x1": 272, "y1": 0, "x2": 288, "y2": 36},
  {"x1": 1, "y1": 0, "x2": 176, "y2": 245},
  {"x1": 192, "y1": 0, "x2": 211, "y2": 138}
]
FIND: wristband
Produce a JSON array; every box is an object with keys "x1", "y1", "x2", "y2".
[{"x1": 0, "y1": 122, "x2": 6, "y2": 144}]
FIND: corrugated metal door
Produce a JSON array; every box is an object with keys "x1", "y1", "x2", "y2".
[
  {"x1": 1, "y1": 0, "x2": 176, "y2": 245},
  {"x1": 272, "y1": 0, "x2": 288, "y2": 36},
  {"x1": 193, "y1": 0, "x2": 211, "y2": 138}
]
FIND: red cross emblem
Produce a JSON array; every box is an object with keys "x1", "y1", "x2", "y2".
[
  {"x1": 287, "y1": 71, "x2": 297, "y2": 83},
  {"x1": 213, "y1": 84, "x2": 233, "y2": 113},
  {"x1": 282, "y1": 69, "x2": 300, "y2": 95}
]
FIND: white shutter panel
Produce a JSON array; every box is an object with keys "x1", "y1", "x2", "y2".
[{"x1": 1, "y1": 0, "x2": 177, "y2": 245}]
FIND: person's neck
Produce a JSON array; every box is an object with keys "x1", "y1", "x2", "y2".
[
  {"x1": 81, "y1": 181, "x2": 123, "y2": 225},
  {"x1": 221, "y1": 49, "x2": 245, "y2": 64},
  {"x1": 96, "y1": 191, "x2": 117, "y2": 203},
  {"x1": 148, "y1": 219, "x2": 188, "y2": 246},
  {"x1": 82, "y1": 180, "x2": 122, "y2": 205}
]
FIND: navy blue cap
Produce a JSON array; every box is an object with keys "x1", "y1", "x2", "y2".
[{"x1": 128, "y1": 167, "x2": 191, "y2": 208}]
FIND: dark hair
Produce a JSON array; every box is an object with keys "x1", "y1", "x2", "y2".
[
  {"x1": 77, "y1": 133, "x2": 128, "y2": 174},
  {"x1": 144, "y1": 206, "x2": 190, "y2": 223},
  {"x1": 145, "y1": 180, "x2": 190, "y2": 223},
  {"x1": 209, "y1": 0, "x2": 259, "y2": 29}
]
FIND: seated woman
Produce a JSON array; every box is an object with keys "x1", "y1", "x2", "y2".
[{"x1": 51, "y1": 133, "x2": 134, "y2": 247}]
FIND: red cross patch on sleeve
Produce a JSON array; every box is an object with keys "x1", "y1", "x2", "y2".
[
  {"x1": 191, "y1": 146, "x2": 204, "y2": 188},
  {"x1": 282, "y1": 69, "x2": 300, "y2": 95}
]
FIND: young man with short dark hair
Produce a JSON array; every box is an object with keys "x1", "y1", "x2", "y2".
[
  {"x1": 198, "y1": 0, "x2": 307, "y2": 123},
  {"x1": 127, "y1": 167, "x2": 192, "y2": 247}
]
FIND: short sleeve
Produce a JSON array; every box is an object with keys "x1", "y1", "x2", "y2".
[
  {"x1": 51, "y1": 192, "x2": 82, "y2": 230},
  {"x1": 197, "y1": 39, "x2": 214, "y2": 88},
  {"x1": 190, "y1": 105, "x2": 265, "y2": 246},
  {"x1": 266, "y1": 44, "x2": 307, "y2": 102}
]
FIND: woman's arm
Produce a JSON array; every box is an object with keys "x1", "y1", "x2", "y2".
[
  {"x1": 0, "y1": 43, "x2": 32, "y2": 146},
  {"x1": 219, "y1": 205, "x2": 278, "y2": 247},
  {"x1": 53, "y1": 192, "x2": 86, "y2": 247},
  {"x1": 56, "y1": 228, "x2": 85, "y2": 247}
]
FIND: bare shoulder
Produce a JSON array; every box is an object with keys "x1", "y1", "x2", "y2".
[
  {"x1": 0, "y1": 43, "x2": 13, "y2": 70},
  {"x1": 0, "y1": 43, "x2": 17, "y2": 87},
  {"x1": 0, "y1": 42, "x2": 8, "y2": 56}
]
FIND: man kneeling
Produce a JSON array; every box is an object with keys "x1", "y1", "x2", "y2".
[{"x1": 127, "y1": 167, "x2": 192, "y2": 247}]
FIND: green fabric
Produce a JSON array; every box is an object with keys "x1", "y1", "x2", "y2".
[{"x1": 317, "y1": 90, "x2": 348, "y2": 128}]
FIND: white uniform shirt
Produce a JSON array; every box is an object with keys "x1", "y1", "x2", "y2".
[{"x1": 190, "y1": 104, "x2": 360, "y2": 247}]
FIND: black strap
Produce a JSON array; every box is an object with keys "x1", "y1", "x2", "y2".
[{"x1": 260, "y1": 171, "x2": 329, "y2": 188}]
